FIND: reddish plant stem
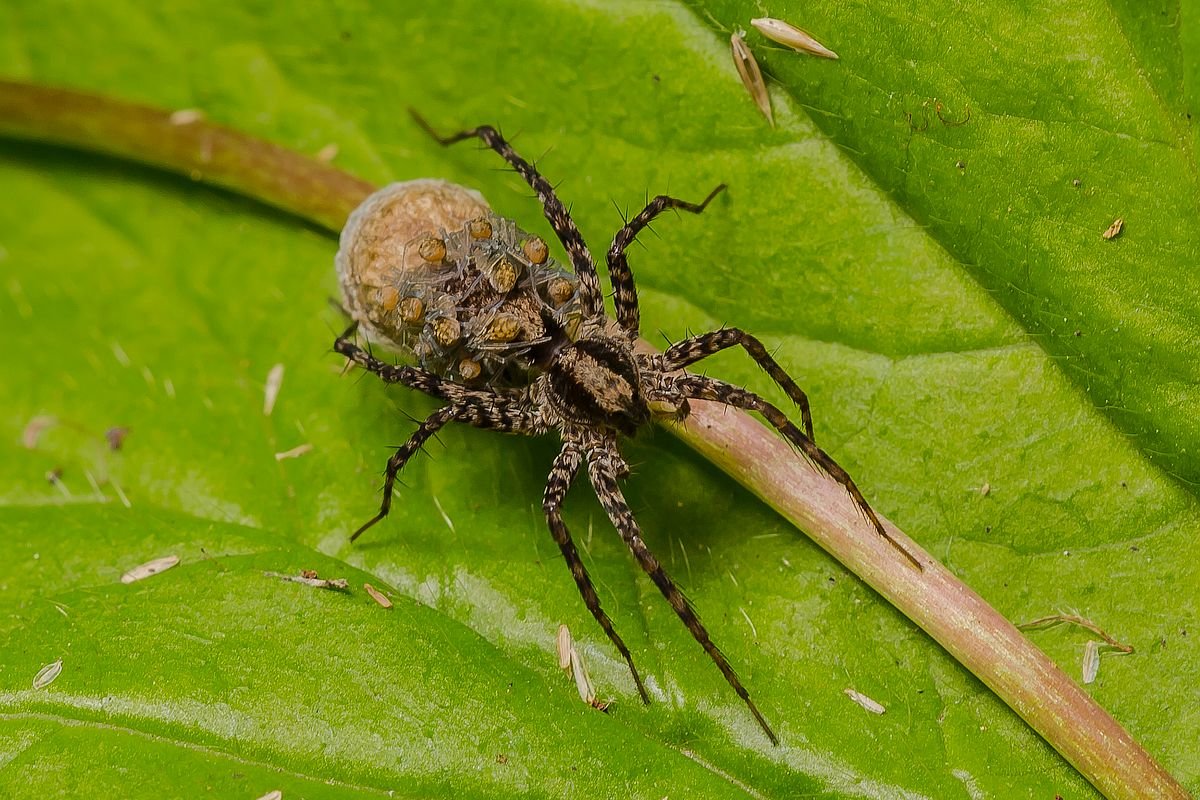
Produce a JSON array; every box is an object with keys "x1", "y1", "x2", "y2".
[
  {"x1": 668, "y1": 402, "x2": 1184, "y2": 799},
  {"x1": 0, "y1": 80, "x2": 372, "y2": 231},
  {"x1": 0, "y1": 79, "x2": 1188, "y2": 800}
]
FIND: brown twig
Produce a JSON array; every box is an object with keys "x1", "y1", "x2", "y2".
[{"x1": 0, "y1": 79, "x2": 1187, "y2": 800}]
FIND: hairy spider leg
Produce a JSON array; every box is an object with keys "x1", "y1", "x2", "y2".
[
  {"x1": 586, "y1": 446, "x2": 779, "y2": 745},
  {"x1": 606, "y1": 185, "x2": 727, "y2": 336},
  {"x1": 544, "y1": 443, "x2": 650, "y2": 702},
  {"x1": 336, "y1": 325, "x2": 537, "y2": 540},
  {"x1": 335, "y1": 324, "x2": 461, "y2": 402},
  {"x1": 351, "y1": 405, "x2": 460, "y2": 542},
  {"x1": 336, "y1": 324, "x2": 525, "y2": 406},
  {"x1": 660, "y1": 327, "x2": 815, "y2": 442},
  {"x1": 669, "y1": 374, "x2": 924, "y2": 570},
  {"x1": 409, "y1": 110, "x2": 605, "y2": 323}
]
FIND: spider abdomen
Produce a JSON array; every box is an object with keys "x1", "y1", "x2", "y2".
[{"x1": 543, "y1": 337, "x2": 649, "y2": 437}]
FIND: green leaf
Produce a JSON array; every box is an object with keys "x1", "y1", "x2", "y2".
[{"x1": 0, "y1": 1, "x2": 1196, "y2": 797}]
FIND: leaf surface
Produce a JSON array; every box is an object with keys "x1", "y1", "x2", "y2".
[{"x1": 0, "y1": 1, "x2": 1196, "y2": 796}]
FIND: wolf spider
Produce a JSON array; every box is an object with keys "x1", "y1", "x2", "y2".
[{"x1": 335, "y1": 112, "x2": 921, "y2": 744}]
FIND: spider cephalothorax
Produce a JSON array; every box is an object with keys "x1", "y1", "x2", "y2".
[
  {"x1": 541, "y1": 335, "x2": 649, "y2": 436},
  {"x1": 335, "y1": 112, "x2": 921, "y2": 745}
]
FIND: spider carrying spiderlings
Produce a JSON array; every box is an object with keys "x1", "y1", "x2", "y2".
[{"x1": 334, "y1": 111, "x2": 922, "y2": 745}]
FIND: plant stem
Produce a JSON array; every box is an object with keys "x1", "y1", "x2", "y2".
[
  {"x1": 0, "y1": 79, "x2": 1188, "y2": 800},
  {"x1": 0, "y1": 80, "x2": 372, "y2": 232}
]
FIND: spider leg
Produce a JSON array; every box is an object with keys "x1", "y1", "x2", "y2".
[
  {"x1": 669, "y1": 374, "x2": 923, "y2": 570},
  {"x1": 335, "y1": 324, "x2": 531, "y2": 410},
  {"x1": 660, "y1": 328, "x2": 814, "y2": 441},
  {"x1": 335, "y1": 323, "x2": 457, "y2": 401},
  {"x1": 409, "y1": 110, "x2": 605, "y2": 323},
  {"x1": 347, "y1": 386, "x2": 541, "y2": 542},
  {"x1": 586, "y1": 446, "x2": 779, "y2": 745},
  {"x1": 351, "y1": 404, "x2": 461, "y2": 542},
  {"x1": 544, "y1": 442, "x2": 650, "y2": 703},
  {"x1": 606, "y1": 185, "x2": 726, "y2": 336},
  {"x1": 337, "y1": 323, "x2": 543, "y2": 541}
]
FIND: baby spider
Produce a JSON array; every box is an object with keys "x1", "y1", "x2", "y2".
[{"x1": 335, "y1": 111, "x2": 921, "y2": 745}]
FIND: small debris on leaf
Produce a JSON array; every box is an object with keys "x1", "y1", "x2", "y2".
[
  {"x1": 432, "y1": 494, "x2": 456, "y2": 533},
  {"x1": 739, "y1": 606, "x2": 759, "y2": 640},
  {"x1": 121, "y1": 555, "x2": 180, "y2": 584},
  {"x1": 1102, "y1": 217, "x2": 1124, "y2": 240},
  {"x1": 33, "y1": 659, "x2": 63, "y2": 689},
  {"x1": 22, "y1": 415, "x2": 57, "y2": 449},
  {"x1": 110, "y1": 477, "x2": 132, "y2": 508},
  {"x1": 105, "y1": 425, "x2": 131, "y2": 451},
  {"x1": 169, "y1": 108, "x2": 204, "y2": 126},
  {"x1": 907, "y1": 103, "x2": 930, "y2": 132},
  {"x1": 263, "y1": 363, "x2": 285, "y2": 415},
  {"x1": 254, "y1": 791, "x2": 283, "y2": 800},
  {"x1": 556, "y1": 624, "x2": 611, "y2": 712},
  {"x1": 1082, "y1": 640, "x2": 1101, "y2": 684},
  {"x1": 1017, "y1": 612, "x2": 1133, "y2": 653},
  {"x1": 265, "y1": 570, "x2": 349, "y2": 591},
  {"x1": 750, "y1": 17, "x2": 838, "y2": 59},
  {"x1": 570, "y1": 647, "x2": 598, "y2": 708},
  {"x1": 935, "y1": 101, "x2": 971, "y2": 127},
  {"x1": 556, "y1": 624, "x2": 573, "y2": 671},
  {"x1": 274, "y1": 443, "x2": 313, "y2": 461},
  {"x1": 364, "y1": 582, "x2": 393, "y2": 609},
  {"x1": 731, "y1": 31, "x2": 774, "y2": 126},
  {"x1": 844, "y1": 688, "x2": 886, "y2": 714},
  {"x1": 316, "y1": 143, "x2": 339, "y2": 163}
]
